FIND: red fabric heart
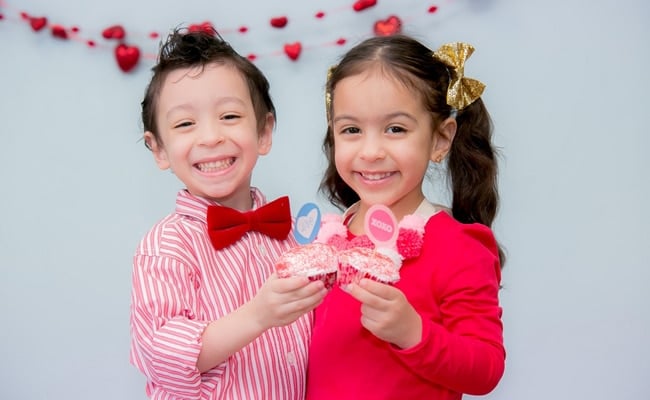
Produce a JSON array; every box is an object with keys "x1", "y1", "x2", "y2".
[
  {"x1": 353, "y1": 0, "x2": 377, "y2": 12},
  {"x1": 188, "y1": 21, "x2": 214, "y2": 35},
  {"x1": 51, "y1": 24, "x2": 68, "y2": 39},
  {"x1": 373, "y1": 15, "x2": 402, "y2": 36},
  {"x1": 115, "y1": 43, "x2": 140, "y2": 72},
  {"x1": 29, "y1": 17, "x2": 47, "y2": 31},
  {"x1": 270, "y1": 16, "x2": 288, "y2": 28},
  {"x1": 284, "y1": 42, "x2": 302, "y2": 61},
  {"x1": 102, "y1": 25, "x2": 125, "y2": 40}
]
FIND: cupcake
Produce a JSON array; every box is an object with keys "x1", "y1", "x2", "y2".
[
  {"x1": 337, "y1": 247, "x2": 401, "y2": 286},
  {"x1": 275, "y1": 243, "x2": 338, "y2": 290}
]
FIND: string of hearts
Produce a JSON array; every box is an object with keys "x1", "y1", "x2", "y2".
[{"x1": 0, "y1": 0, "x2": 447, "y2": 73}]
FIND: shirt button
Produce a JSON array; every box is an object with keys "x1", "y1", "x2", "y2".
[
  {"x1": 287, "y1": 351, "x2": 296, "y2": 366},
  {"x1": 258, "y1": 244, "x2": 267, "y2": 257}
]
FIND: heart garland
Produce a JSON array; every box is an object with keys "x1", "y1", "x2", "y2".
[
  {"x1": 373, "y1": 15, "x2": 402, "y2": 36},
  {"x1": 270, "y1": 16, "x2": 288, "y2": 28},
  {"x1": 115, "y1": 44, "x2": 140, "y2": 72},
  {"x1": 353, "y1": 0, "x2": 377, "y2": 12},
  {"x1": 102, "y1": 25, "x2": 125, "y2": 40},
  {"x1": 7, "y1": 1, "x2": 445, "y2": 72},
  {"x1": 284, "y1": 42, "x2": 302, "y2": 61}
]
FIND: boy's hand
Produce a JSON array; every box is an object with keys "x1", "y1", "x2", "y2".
[
  {"x1": 252, "y1": 273, "x2": 326, "y2": 329},
  {"x1": 346, "y1": 279, "x2": 422, "y2": 349}
]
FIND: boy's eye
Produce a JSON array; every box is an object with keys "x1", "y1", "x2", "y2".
[
  {"x1": 173, "y1": 121, "x2": 194, "y2": 129},
  {"x1": 222, "y1": 114, "x2": 240, "y2": 120}
]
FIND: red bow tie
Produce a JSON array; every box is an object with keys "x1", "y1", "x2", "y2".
[{"x1": 206, "y1": 196, "x2": 292, "y2": 250}]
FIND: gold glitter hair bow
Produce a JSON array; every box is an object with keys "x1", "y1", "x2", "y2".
[
  {"x1": 433, "y1": 42, "x2": 485, "y2": 110},
  {"x1": 325, "y1": 64, "x2": 337, "y2": 121}
]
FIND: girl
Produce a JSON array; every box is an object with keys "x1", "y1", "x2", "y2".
[{"x1": 306, "y1": 35, "x2": 505, "y2": 399}]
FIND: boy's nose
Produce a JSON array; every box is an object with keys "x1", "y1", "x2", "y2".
[{"x1": 197, "y1": 124, "x2": 225, "y2": 146}]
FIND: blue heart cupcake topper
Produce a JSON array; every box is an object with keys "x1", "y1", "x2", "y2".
[{"x1": 293, "y1": 202, "x2": 322, "y2": 245}]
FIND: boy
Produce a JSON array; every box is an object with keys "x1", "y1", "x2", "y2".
[{"x1": 130, "y1": 28, "x2": 326, "y2": 399}]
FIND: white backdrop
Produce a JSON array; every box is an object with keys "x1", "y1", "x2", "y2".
[{"x1": 1, "y1": 0, "x2": 648, "y2": 399}]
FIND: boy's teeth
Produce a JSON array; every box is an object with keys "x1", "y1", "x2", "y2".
[{"x1": 197, "y1": 159, "x2": 232, "y2": 172}]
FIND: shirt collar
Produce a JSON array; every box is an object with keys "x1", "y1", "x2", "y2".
[{"x1": 174, "y1": 187, "x2": 267, "y2": 222}]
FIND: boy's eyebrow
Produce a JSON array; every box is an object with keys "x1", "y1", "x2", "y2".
[{"x1": 165, "y1": 96, "x2": 247, "y2": 118}]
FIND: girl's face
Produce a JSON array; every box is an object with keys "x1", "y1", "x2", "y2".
[
  {"x1": 331, "y1": 69, "x2": 447, "y2": 221},
  {"x1": 145, "y1": 63, "x2": 273, "y2": 210}
]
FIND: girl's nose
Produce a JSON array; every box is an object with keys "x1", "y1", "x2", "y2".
[{"x1": 359, "y1": 133, "x2": 386, "y2": 161}]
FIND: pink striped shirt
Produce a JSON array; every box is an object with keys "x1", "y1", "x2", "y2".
[{"x1": 130, "y1": 188, "x2": 312, "y2": 400}]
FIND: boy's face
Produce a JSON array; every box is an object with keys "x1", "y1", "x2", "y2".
[{"x1": 145, "y1": 63, "x2": 273, "y2": 210}]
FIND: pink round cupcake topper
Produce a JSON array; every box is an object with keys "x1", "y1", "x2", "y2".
[{"x1": 364, "y1": 204, "x2": 398, "y2": 248}]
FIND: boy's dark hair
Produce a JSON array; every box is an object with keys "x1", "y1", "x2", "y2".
[{"x1": 141, "y1": 27, "x2": 276, "y2": 149}]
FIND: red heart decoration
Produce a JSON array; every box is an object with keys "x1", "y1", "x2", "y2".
[
  {"x1": 188, "y1": 21, "x2": 214, "y2": 35},
  {"x1": 51, "y1": 24, "x2": 68, "y2": 39},
  {"x1": 315, "y1": 11, "x2": 325, "y2": 19},
  {"x1": 102, "y1": 25, "x2": 125, "y2": 40},
  {"x1": 115, "y1": 43, "x2": 140, "y2": 72},
  {"x1": 353, "y1": 0, "x2": 377, "y2": 12},
  {"x1": 29, "y1": 16, "x2": 47, "y2": 31},
  {"x1": 373, "y1": 15, "x2": 402, "y2": 36},
  {"x1": 270, "y1": 16, "x2": 288, "y2": 28},
  {"x1": 284, "y1": 42, "x2": 302, "y2": 61}
]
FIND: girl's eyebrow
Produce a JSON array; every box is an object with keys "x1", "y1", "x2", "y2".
[{"x1": 332, "y1": 111, "x2": 417, "y2": 124}]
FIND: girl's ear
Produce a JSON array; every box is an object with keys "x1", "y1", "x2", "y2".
[
  {"x1": 258, "y1": 112, "x2": 275, "y2": 156},
  {"x1": 144, "y1": 131, "x2": 170, "y2": 170},
  {"x1": 430, "y1": 117, "x2": 457, "y2": 163}
]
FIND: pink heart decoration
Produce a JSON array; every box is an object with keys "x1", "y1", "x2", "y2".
[
  {"x1": 373, "y1": 15, "x2": 402, "y2": 36},
  {"x1": 284, "y1": 42, "x2": 302, "y2": 61},
  {"x1": 270, "y1": 16, "x2": 288, "y2": 28},
  {"x1": 115, "y1": 43, "x2": 140, "y2": 72}
]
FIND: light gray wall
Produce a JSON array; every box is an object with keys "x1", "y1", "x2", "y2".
[{"x1": 1, "y1": 0, "x2": 648, "y2": 399}]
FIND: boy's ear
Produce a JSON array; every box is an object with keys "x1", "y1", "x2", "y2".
[
  {"x1": 430, "y1": 117, "x2": 457, "y2": 163},
  {"x1": 258, "y1": 112, "x2": 275, "y2": 156},
  {"x1": 144, "y1": 131, "x2": 170, "y2": 170}
]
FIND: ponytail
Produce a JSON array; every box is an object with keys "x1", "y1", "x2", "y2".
[{"x1": 448, "y1": 98, "x2": 505, "y2": 266}]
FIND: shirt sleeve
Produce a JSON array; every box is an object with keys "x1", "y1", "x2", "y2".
[
  {"x1": 391, "y1": 224, "x2": 505, "y2": 395},
  {"x1": 130, "y1": 254, "x2": 210, "y2": 399}
]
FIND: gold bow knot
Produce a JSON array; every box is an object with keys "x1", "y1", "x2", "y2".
[{"x1": 433, "y1": 42, "x2": 485, "y2": 110}]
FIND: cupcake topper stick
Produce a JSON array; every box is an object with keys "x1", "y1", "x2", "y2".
[
  {"x1": 293, "y1": 202, "x2": 322, "y2": 245},
  {"x1": 364, "y1": 204, "x2": 398, "y2": 249}
]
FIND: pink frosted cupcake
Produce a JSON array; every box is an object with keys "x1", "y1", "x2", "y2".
[
  {"x1": 275, "y1": 243, "x2": 338, "y2": 290},
  {"x1": 337, "y1": 247, "x2": 400, "y2": 286}
]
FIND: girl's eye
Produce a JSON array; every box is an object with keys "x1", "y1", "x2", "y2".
[
  {"x1": 387, "y1": 126, "x2": 406, "y2": 134},
  {"x1": 222, "y1": 114, "x2": 240, "y2": 120},
  {"x1": 341, "y1": 126, "x2": 360, "y2": 135}
]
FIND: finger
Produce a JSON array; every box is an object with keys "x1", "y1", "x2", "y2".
[
  {"x1": 345, "y1": 282, "x2": 379, "y2": 305},
  {"x1": 357, "y1": 278, "x2": 398, "y2": 300},
  {"x1": 272, "y1": 275, "x2": 311, "y2": 292}
]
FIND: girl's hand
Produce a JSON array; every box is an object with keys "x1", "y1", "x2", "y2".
[
  {"x1": 346, "y1": 279, "x2": 422, "y2": 349},
  {"x1": 252, "y1": 273, "x2": 326, "y2": 330}
]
